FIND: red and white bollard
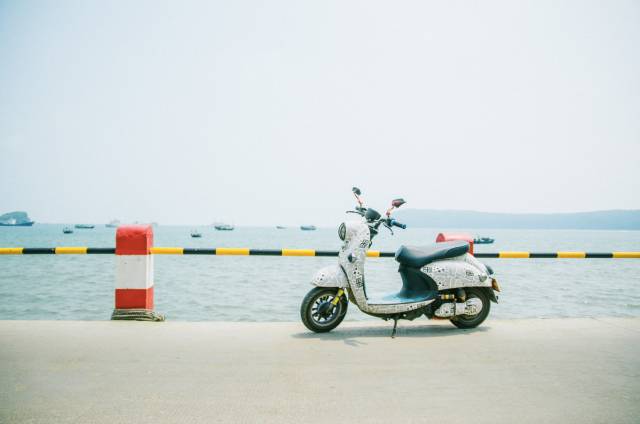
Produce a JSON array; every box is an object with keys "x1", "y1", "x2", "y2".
[{"x1": 111, "y1": 225, "x2": 164, "y2": 321}]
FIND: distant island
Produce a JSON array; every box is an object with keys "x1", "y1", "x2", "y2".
[
  {"x1": 394, "y1": 209, "x2": 640, "y2": 230},
  {"x1": 0, "y1": 211, "x2": 35, "y2": 226}
]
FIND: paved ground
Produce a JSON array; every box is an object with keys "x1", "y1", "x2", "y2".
[{"x1": 1, "y1": 318, "x2": 639, "y2": 423}]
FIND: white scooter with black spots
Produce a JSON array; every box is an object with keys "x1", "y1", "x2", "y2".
[{"x1": 300, "y1": 187, "x2": 500, "y2": 337}]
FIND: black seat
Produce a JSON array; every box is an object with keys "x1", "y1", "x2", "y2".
[{"x1": 395, "y1": 241, "x2": 469, "y2": 268}]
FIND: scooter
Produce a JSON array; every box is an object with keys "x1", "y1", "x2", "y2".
[{"x1": 300, "y1": 187, "x2": 500, "y2": 336}]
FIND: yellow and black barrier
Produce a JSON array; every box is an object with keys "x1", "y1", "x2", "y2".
[
  {"x1": 1, "y1": 247, "x2": 640, "y2": 258},
  {"x1": 0, "y1": 247, "x2": 115, "y2": 254}
]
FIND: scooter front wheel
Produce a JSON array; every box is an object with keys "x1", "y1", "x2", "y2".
[{"x1": 300, "y1": 287, "x2": 348, "y2": 333}]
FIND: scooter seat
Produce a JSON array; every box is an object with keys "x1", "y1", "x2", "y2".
[{"x1": 395, "y1": 241, "x2": 469, "y2": 268}]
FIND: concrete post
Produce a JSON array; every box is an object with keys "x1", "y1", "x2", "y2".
[{"x1": 111, "y1": 225, "x2": 163, "y2": 321}]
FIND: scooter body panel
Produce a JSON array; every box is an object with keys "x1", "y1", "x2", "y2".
[{"x1": 421, "y1": 253, "x2": 493, "y2": 290}]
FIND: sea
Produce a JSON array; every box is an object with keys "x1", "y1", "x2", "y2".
[{"x1": 1, "y1": 224, "x2": 639, "y2": 322}]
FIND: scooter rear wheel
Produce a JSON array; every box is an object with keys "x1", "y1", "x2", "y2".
[
  {"x1": 301, "y1": 287, "x2": 348, "y2": 333},
  {"x1": 451, "y1": 288, "x2": 491, "y2": 329}
]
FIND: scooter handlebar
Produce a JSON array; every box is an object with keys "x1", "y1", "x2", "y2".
[{"x1": 390, "y1": 219, "x2": 406, "y2": 229}]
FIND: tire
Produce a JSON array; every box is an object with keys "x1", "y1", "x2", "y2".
[
  {"x1": 451, "y1": 288, "x2": 491, "y2": 329},
  {"x1": 300, "y1": 287, "x2": 348, "y2": 333}
]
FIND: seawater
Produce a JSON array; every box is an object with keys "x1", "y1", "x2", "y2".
[{"x1": 1, "y1": 224, "x2": 639, "y2": 321}]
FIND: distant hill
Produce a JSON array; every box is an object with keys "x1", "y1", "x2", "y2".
[{"x1": 394, "y1": 209, "x2": 640, "y2": 230}]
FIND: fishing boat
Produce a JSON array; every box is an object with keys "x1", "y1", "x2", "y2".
[
  {"x1": 105, "y1": 219, "x2": 120, "y2": 228},
  {"x1": 276, "y1": 226, "x2": 287, "y2": 229},
  {"x1": 74, "y1": 224, "x2": 95, "y2": 229},
  {"x1": 190, "y1": 230, "x2": 202, "y2": 238},
  {"x1": 300, "y1": 225, "x2": 317, "y2": 231},
  {"x1": 0, "y1": 219, "x2": 34, "y2": 226},
  {"x1": 63, "y1": 227, "x2": 73, "y2": 234},
  {"x1": 214, "y1": 224, "x2": 234, "y2": 231},
  {"x1": 473, "y1": 237, "x2": 495, "y2": 244}
]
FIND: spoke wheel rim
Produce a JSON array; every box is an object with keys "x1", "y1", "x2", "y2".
[{"x1": 309, "y1": 293, "x2": 341, "y2": 327}]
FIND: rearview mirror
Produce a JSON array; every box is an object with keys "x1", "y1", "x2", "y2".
[
  {"x1": 352, "y1": 187, "x2": 362, "y2": 195},
  {"x1": 392, "y1": 198, "x2": 406, "y2": 208}
]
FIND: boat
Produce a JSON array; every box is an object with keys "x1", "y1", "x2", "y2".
[
  {"x1": 74, "y1": 224, "x2": 95, "y2": 229},
  {"x1": 105, "y1": 219, "x2": 120, "y2": 228},
  {"x1": 63, "y1": 227, "x2": 73, "y2": 234},
  {"x1": 276, "y1": 226, "x2": 287, "y2": 229},
  {"x1": 300, "y1": 225, "x2": 317, "y2": 231},
  {"x1": 214, "y1": 224, "x2": 234, "y2": 231},
  {"x1": 0, "y1": 211, "x2": 34, "y2": 226},
  {"x1": 190, "y1": 230, "x2": 202, "y2": 238},
  {"x1": 474, "y1": 237, "x2": 495, "y2": 244},
  {"x1": 0, "y1": 219, "x2": 34, "y2": 226}
]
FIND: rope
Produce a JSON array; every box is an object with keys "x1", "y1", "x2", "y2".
[{"x1": 111, "y1": 309, "x2": 165, "y2": 322}]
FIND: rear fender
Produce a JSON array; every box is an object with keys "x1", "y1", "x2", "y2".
[
  {"x1": 480, "y1": 286, "x2": 499, "y2": 303},
  {"x1": 311, "y1": 265, "x2": 348, "y2": 288}
]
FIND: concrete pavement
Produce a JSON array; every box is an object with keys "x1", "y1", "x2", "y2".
[{"x1": 1, "y1": 318, "x2": 639, "y2": 423}]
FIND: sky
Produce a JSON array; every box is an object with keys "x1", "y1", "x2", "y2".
[{"x1": 1, "y1": 0, "x2": 639, "y2": 226}]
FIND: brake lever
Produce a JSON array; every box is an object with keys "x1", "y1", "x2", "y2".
[{"x1": 383, "y1": 221, "x2": 394, "y2": 235}]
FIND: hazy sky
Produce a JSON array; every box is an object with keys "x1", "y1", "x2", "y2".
[{"x1": 1, "y1": 1, "x2": 639, "y2": 225}]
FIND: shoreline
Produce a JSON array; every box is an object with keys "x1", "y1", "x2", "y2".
[{"x1": 1, "y1": 318, "x2": 639, "y2": 423}]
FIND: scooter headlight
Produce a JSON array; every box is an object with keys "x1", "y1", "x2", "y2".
[{"x1": 338, "y1": 222, "x2": 346, "y2": 241}]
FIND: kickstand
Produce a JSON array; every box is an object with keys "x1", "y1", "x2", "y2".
[{"x1": 391, "y1": 317, "x2": 399, "y2": 338}]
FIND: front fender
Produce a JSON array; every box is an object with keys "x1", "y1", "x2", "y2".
[{"x1": 311, "y1": 265, "x2": 348, "y2": 288}]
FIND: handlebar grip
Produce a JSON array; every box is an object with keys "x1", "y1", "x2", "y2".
[{"x1": 390, "y1": 219, "x2": 406, "y2": 229}]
